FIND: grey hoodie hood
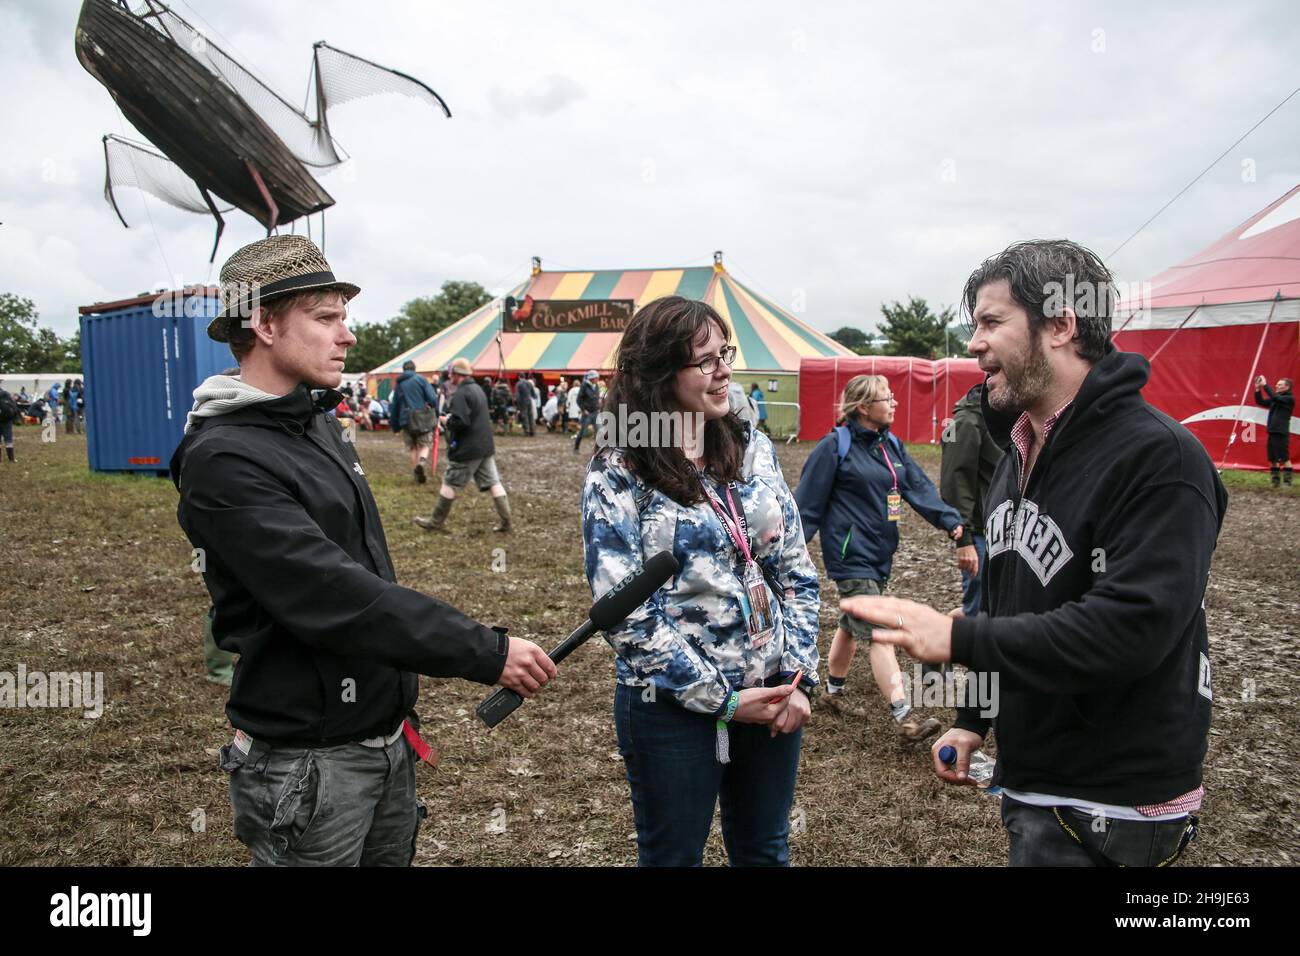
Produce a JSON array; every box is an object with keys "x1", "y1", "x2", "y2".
[{"x1": 185, "y1": 374, "x2": 282, "y2": 433}]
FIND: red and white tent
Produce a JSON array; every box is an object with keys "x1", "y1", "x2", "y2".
[
  {"x1": 798, "y1": 356, "x2": 985, "y2": 442},
  {"x1": 1115, "y1": 184, "x2": 1300, "y2": 470}
]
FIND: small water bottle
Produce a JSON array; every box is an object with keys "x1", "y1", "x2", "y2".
[
  {"x1": 967, "y1": 750, "x2": 996, "y2": 788},
  {"x1": 938, "y1": 746, "x2": 1000, "y2": 794}
]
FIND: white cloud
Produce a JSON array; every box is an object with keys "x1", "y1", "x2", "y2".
[{"x1": 489, "y1": 75, "x2": 585, "y2": 118}]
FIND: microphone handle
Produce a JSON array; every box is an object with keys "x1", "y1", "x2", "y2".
[
  {"x1": 547, "y1": 618, "x2": 597, "y2": 665},
  {"x1": 476, "y1": 619, "x2": 596, "y2": 728}
]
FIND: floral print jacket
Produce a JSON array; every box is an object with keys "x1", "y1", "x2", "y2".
[{"x1": 582, "y1": 428, "x2": 821, "y2": 715}]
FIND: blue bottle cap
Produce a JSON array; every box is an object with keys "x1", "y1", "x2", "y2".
[{"x1": 939, "y1": 745, "x2": 956, "y2": 766}]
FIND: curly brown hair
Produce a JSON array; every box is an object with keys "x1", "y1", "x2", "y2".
[{"x1": 603, "y1": 296, "x2": 745, "y2": 505}]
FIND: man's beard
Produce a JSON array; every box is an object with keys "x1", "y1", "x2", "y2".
[{"x1": 987, "y1": 330, "x2": 1053, "y2": 414}]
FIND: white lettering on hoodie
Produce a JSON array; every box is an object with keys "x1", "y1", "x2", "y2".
[{"x1": 986, "y1": 497, "x2": 1074, "y2": 586}]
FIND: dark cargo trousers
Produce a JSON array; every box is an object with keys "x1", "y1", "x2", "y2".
[
  {"x1": 219, "y1": 733, "x2": 425, "y2": 866},
  {"x1": 1001, "y1": 798, "x2": 1194, "y2": 867}
]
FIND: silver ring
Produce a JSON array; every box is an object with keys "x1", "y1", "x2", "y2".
[{"x1": 896, "y1": 613, "x2": 903, "y2": 629}]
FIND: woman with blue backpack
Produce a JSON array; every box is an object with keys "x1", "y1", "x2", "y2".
[{"x1": 796, "y1": 374, "x2": 963, "y2": 743}]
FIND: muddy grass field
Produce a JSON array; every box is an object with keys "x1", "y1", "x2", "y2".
[{"x1": 1, "y1": 423, "x2": 1296, "y2": 866}]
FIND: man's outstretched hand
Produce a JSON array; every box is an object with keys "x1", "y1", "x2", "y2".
[
  {"x1": 499, "y1": 637, "x2": 558, "y2": 698},
  {"x1": 839, "y1": 595, "x2": 955, "y2": 663}
]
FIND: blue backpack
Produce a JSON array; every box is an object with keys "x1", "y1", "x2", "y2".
[{"x1": 834, "y1": 424, "x2": 903, "y2": 465}]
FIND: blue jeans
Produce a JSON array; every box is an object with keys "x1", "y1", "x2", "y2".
[
  {"x1": 573, "y1": 412, "x2": 598, "y2": 449},
  {"x1": 614, "y1": 682, "x2": 802, "y2": 867},
  {"x1": 961, "y1": 533, "x2": 987, "y2": 617}
]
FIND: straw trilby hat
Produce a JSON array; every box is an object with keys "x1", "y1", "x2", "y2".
[
  {"x1": 208, "y1": 234, "x2": 360, "y2": 342},
  {"x1": 450, "y1": 357, "x2": 474, "y2": 375}
]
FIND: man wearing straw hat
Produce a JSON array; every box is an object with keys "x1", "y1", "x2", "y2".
[{"x1": 171, "y1": 235, "x2": 555, "y2": 866}]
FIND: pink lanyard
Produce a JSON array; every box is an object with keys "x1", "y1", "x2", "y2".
[
  {"x1": 701, "y1": 480, "x2": 753, "y2": 564},
  {"x1": 879, "y1": 440, "x2": 899, "y2": 490}
]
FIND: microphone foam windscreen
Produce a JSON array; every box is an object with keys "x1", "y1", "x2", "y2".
[{"x1": 588, "y1": 551, "x2": 680, "y2": 631}]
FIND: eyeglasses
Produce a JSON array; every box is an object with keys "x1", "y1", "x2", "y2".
[
  {"x1": 685, "y1": 345, "x2": 738, "y2": 375},
  {"x1": 870, "y1": 395, "x2": 898, "y2": 405}
]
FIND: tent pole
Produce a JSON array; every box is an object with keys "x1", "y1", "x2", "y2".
[
  {"x1": 1146, "y1": 303, "x2": 1203, "y2": 363},
  {"x1": 833, "y1": 358, "x2": 840, "y2": 425},
  {"x1": 942, "y1": 357, "x2": 950, "y2": 442},
  {"x1": 1110, "y1": 308, "x2": 1139, "y2": 345},
  {"x1": 1219, "y1": 291, "x2": 1281, "y2": 467},
  {"x1": 907, "y1": 358, "x2": 913, "y2": 443}
]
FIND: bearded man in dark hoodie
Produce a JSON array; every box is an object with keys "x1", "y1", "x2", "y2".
[
  {"x1": 842, "y1": 239, "x2": 1227, "y2": 866},
  {"x1": 171, "y1": 236, "x2": 555, "y2": 866}
]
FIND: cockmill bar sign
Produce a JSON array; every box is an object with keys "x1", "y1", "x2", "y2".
[{"x1": 509, "y1": 298, "x2": 635, "y2": 333}]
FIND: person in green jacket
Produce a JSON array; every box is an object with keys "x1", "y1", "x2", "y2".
[
  {"x1": 203, "y1": 606, "x2": 235, "y2": 685},
  {"x1": 939, "y1": 383, "x2": 1004, "y2": 617}
]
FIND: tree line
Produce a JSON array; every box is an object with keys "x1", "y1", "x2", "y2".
[
  {"x1": 0, "y1": 282, "x2": 494, "y2": 377},
  {"x1": 359, "y1": 288, "x2": 975, "y2": 367},
  {"x1": 830, "y1": 296, "x2": 971, "y2": 358},
  {"x1": 346, "y1": 280, "x2": 493, "y2": 373},
  {"x1": 0, "y1": 294, "x2": 82, "y2": 373},
  {"x1": 3, "y1": 284, "x2": 968, "y2": 375}
]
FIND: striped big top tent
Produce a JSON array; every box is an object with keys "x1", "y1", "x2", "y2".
[{"x1": 367, "y1": 257, "x2": 854, "y2": 385}]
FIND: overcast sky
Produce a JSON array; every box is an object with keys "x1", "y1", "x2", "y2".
[{"x1": 3, "y1": 0, "x2": 1299, "y2": 339}]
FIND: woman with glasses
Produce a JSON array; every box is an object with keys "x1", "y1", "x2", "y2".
[
  {"x1": 582, "y1": 296, "x2": 821, "y2": 866},
  {"x1": 795, "y1": 374, "x2": 963, "y2": 743}
]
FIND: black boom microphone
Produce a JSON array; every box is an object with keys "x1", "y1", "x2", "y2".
[{"x1": 476, "y1": 550, "x2": 680, "y2": 728}]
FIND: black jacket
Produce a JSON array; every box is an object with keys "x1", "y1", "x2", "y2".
[
  {"x1": 577, "y1": 380, "x2": 600, "y2": 415},
  {"x1": 170, "y1": 385, "x2": 508, "y2": 745},
  {"x1": 514, "y1": 378, "x2": 537, "y2": 407},
  {"x1": 939, "y1": 385, "x2": 1003, "y2": 547},
  {"x1": 950, "y1": 344, "x2": 1228, "y2": 806},
  {"x1": 446, "y1": 379, "x2": 494, "y2": 461},
  {"x1": 1254, "y1": 384, "x2": 1295, "y2": 435}
]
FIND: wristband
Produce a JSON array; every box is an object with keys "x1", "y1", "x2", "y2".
[{"x1": 722, "y1": 691, "x2": 740, "y2": 723}]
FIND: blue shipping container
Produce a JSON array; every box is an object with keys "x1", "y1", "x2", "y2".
[{"x1": 80, "y1": 289, "x2": 235, "y2": 475}]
